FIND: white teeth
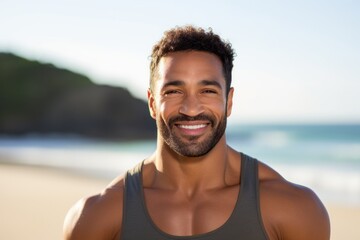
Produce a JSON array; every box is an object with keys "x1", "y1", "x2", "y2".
[{"x1": 178, "y1": 124, "x2": 207, "y2": 130}]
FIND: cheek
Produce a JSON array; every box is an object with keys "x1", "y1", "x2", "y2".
[
  {"x1": 207, "y1": 100, "x2": 227, "y2": 117},
  {"x1": 158, "y1": 101, "x2": 176, "y2": 122}
]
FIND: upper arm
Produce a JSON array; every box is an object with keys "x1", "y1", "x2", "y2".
[
  {"x1": 63, "y1": 183, "x2": 124, "y2": 240},
  {"x1": 258, "y1": 162, "x2": 330, "y2": 240},
  {"x1": 261, "y1": 179, "x2": 330, "y2": 240},
  {"x1": 280, "y1": 186, "x2": 330, "y2": 240},
  {"x1": 279, "y1": 186, "x2": 330, "y2": 240}
]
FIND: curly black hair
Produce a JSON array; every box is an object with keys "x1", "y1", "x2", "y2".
[{"x1": 150, "y1": 25, "x2": 236, "y2": 94}]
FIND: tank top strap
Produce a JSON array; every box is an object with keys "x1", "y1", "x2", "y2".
[
  {"x1": 238, "y1": 152, "x2": 259, "y2": 204},
  {"x1": 226, "y1": 152, "x2": 268, "y2": 239},
  {"x1": 121, "y1": 161, "x2": 157, "y2": 239}
]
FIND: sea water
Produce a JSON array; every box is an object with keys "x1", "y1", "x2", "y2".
[
  {"x1": 0, "y1": 124, "x2": 359, "y2": 206},
  {"x1": 227, "y1": 124, "x2": 360, "y2": 206}
]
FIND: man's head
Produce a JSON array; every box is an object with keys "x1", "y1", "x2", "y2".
[
  {"x1": 150, "y1": 25, "x2": 235, "y2": 94},
  {"x1": 148, "y1": 26, "x2": 236, "y2": 158}
]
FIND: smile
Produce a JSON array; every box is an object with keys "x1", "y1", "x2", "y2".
[{"x1": 178, "y1": 124, "x2": 207, "y2": 130}]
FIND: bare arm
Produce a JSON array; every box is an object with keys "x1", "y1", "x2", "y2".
[
  {"x1": 259, "y1": 163, "x2": 330, "y2": 240},
  {"x1": 63, "y1": 181, "x2": 124, "y2": 240},
  {"x1": 280, "y1": 185, "x2": 330, "y2": 240}
]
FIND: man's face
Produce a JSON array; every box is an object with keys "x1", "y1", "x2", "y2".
[{"x1": 148, "y1": 51, "x2": 233, "y2": 157}]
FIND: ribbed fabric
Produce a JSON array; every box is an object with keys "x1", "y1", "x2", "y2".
[{"x1": 120, "y1": 153, "x2": 269, "y2": 240}]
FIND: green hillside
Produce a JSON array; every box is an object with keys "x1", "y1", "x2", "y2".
[{"x1": 0, "y1": 52, "x2": 155, "y2": 139}]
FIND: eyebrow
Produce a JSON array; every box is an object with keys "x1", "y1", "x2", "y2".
[
  {"x1": 199, "y1": 80, "x2": 223, "y2": 89},
  {"x1": 162, "y1": 80, "x2": 184, "y2": 89},
  {"x1": 162, "y1": 79, "x2": 223, "y2": 89}
]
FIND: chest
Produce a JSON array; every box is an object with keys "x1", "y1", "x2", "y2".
[{"x1": 143, "y1": 186, "x2": 239, "y2": 236}]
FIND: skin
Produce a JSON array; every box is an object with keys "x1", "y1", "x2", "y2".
[{"x1": 63, "y1": 51, "x2": 330, "y2": 240}]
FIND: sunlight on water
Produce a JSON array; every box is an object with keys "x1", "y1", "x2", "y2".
[{"x1": 251, "y1": 130, "x2": 293, "y2": 148}]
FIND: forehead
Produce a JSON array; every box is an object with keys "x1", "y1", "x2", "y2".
[{"x1": 157, "y1": 51, "x2": 224, "y2": 83}]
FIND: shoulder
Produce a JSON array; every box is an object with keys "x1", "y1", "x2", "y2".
[
  {"x1": 257, "y1": 161, "x2": 330, "y2": 240},
  {"x1": 63, "y1": 175, "x2": 125, "y2": 240}
]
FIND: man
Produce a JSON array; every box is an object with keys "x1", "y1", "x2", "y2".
[{"x1": 63, "y1": 25, "x2": 330, "y2": 240}]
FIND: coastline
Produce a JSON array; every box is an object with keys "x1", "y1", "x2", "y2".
[{"x1": 0, "y1": 163, "x2": 359, "y2": 240}]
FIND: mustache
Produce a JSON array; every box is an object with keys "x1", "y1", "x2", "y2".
[{"x1": 168, "y1": 114, "x2": 215, "y2": 126}]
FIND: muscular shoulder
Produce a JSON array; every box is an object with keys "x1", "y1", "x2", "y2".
[
  {"x1": 63, "y1": 176, "x2": 125, "y2": 240},
  {"x1": 258, "y1": 162, "x2": 330, "y2": 240}
]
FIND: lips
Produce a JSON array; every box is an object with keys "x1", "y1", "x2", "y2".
[
  {"x1": 174, "y1": 122, "x2": 209, "y2": 136},
  {"x1": 177, "y1": 124, "x2": 207, "y2": 130},
  {"x1": 168, "y1": 114, "x2": 214, "y2": 137}
]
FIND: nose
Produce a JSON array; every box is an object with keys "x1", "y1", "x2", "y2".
[{"x1": 179, "y1": 94, "x2": 204, "y2": 117}]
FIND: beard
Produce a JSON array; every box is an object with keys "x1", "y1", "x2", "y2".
[{"x1": 157, "y1": 112, "x2": 227, "y2": 157}]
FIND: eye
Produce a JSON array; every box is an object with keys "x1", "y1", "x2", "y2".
[
  {"x1": 202, "y1": 89, "x2": 218, "y2": 94},
  {"x1": 164, "y1": 89, "x2": 182, "y2": 96}
]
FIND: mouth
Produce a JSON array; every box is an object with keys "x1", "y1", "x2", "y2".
[
  {"x1": 174, "y1": 122, "x2": 209, "y2": 136},
  {"x1": 177, "y1": 123, "x2": 208, "y2": 130}
]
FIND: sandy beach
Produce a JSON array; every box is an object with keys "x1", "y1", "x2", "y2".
[{"x1": 0, "y1": 163, "x2": 359, "y2": 240}]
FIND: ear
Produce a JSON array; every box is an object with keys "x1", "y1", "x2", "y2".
[
  {"x1": 147, "y1": 89, "x2": 157, "y2": 119},
  {"x1": 226, "y1": 87, "x2": 234, "y2": 117}
]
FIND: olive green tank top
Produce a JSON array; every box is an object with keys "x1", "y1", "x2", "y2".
[{"x1": 120, "y1": 153, "x2": 269, "y2": 239}]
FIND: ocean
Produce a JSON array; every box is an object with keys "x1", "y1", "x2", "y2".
[{"x1": 0, "y1": 124, "x2": 359, "y2": 206}]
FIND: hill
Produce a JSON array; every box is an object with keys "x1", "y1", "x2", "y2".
[{"x1": 0, "y1": 52, "x2": 156, "y2": 140}]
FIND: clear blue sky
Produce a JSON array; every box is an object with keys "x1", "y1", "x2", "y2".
[{"x1": 1, "y1": 0, "x2": 359, "y2": 124}]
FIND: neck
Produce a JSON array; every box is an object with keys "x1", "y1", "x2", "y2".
[{"x1": 152, "y1": 135, "x2": 231, "y2": 195}]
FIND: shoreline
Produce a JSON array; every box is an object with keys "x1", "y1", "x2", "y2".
[{"x1": 0, "y1": 163, "x2": 359, "y2": 239}]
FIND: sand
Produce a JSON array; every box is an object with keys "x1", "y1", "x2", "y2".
[
  {"x1": 0, "y1": 164, "x2": 109, "y2": 240},
  {"x1": 0, "y1": 163, "x2": 359, "y2": 240}
]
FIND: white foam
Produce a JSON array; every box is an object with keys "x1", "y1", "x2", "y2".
[
  {"x1": 252, "y1": 130, "x2": 292, "y2": 148},
  {"x1": 0, "y1": 145, "x2": 147, "y2": 179},
  {"x1": 274, "y1": 164, "x2": 360, "y2": 206}
]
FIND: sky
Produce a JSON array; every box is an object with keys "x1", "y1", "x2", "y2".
[{"x1": 1, "y1": 0, "x2": 359, "y2": 124}]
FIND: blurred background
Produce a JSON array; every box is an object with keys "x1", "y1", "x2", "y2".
[{"x1": 0, "y1": 0, "x2": 359, "y2": 239}]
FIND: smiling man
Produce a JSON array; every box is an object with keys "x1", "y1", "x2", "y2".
[
  {"x1": 153, "y1": 50, "x2": 230, "y2": 158},
  {"x1": 63, "y1": 26, "x2": 330, "y2": 240}
]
